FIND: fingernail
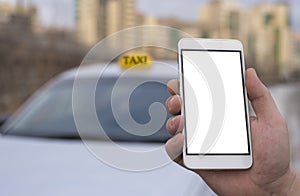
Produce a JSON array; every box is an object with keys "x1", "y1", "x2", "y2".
[
  {"x1": 252, "y1": 68, "x2": 257, "y2": 77},
  {"x1": 168, "y1": 96, "x2": 175, "y2": 111},
  {"x1": 169, "y1": 117, "x2": 175, "y2": 128}
]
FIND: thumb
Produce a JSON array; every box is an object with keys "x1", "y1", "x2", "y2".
[{"x1": 246, "y1": 68, "x2": 281, "y2": 120}]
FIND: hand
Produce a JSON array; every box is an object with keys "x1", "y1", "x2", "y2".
[{"x1": 165, "y1": 68, "x2": 299, "y2": 195}]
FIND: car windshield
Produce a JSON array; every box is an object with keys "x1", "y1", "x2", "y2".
[{"x1": 3, "y1": 77, "x2": 172, "y2": 142}]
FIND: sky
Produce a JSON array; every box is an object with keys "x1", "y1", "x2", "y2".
[{"x1": 0, "y1": 0, "x2": 299, "y2": 31}]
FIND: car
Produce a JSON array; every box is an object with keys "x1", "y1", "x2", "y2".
[{"x1": 0, "y1": 61, "x2": 215, "y2": 196}]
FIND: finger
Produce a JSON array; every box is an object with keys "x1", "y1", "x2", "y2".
[
  {"x1": 246, "y1": 68, "x2": 281, "y2": 120},
  {"x1": 167, "y1": 79, "x2": 179, "y2": 95},
  {"x1": 166, "y1": 115, "x2": 184, "y2": 135},
  {"x1": 165, "y1": 133, "x2": 184, "y2": 161},
  {"x1": 165, "y1": 95, "x2": 181, "y2": 115}
]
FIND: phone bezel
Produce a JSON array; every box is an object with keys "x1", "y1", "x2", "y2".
[{"x1": 178, "y1": 38, "x2": 252, "y2": 169}]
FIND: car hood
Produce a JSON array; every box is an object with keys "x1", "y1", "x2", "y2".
[{"x1": 0, "y1": 135, "x2": 215, "y2": 196}]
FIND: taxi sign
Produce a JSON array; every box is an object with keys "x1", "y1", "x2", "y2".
[{"x1": 118, "y1": 52, "x2": 152, "y2": 69}]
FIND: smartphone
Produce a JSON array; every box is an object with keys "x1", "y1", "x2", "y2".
[{"x1": 178, "y1": 38, "x2": 252, "y2": 169}]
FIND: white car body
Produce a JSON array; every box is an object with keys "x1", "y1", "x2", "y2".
[{"x1": 0, "y1": 62, "x2": 215, "y2": 196}]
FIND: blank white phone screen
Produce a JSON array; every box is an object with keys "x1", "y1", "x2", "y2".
[{"x1": 182, "y1": 50, "x2": 250, "y2": 155}]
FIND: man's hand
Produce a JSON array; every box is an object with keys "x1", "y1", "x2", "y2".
[{"x1": 165, "y1": 68, "x2": 299, "y2": 195}]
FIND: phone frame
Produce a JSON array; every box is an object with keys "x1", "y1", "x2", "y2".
[{"x1": 178, "y1": 38, "x2": 252, "y2": 169}]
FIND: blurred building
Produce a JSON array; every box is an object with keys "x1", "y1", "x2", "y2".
[
  {"x1": 248, "y1": 3, "x2": 291, "y2": 80},
  {"x1": 136, "y1": 16, "x2": 195, "y2": 59},
  {"x1": 159, "y1": 17, "x2": 201, "y2": 38},
  {"x1": 76, "y1": 0, "x2": 182, "y2": 59},
  {"x1": 198, "y1": 0, "x2": 249, "y2": 71},
  {"x1": 137, "y1": 15, "x2": 166, "y2": 58},
  {"x1": 106, "y1": 0, "x2": 136, "y2": 34},
  {"x1": 0, "y1": 2, "x2": 39, "y2": 33},
  {"x1": 76, "y1": 0, "x2": 137, "y2": 47},
  {"x1": 76, "y1": 0, "x2": 294, "y2": 80},
  {"x1": 0, "y1": 2, "x2": 87, "y2": 114},
  {"x1": 198, "y1": 0, "x2": 291, "y2": 80},
  {"x1": 158, "y1": 18, "x2": 202, "y2": 59},
  {"x1": 198, "y1": 0, "x2": 248, "y2": 41},
  {"x1": 75, "y1": 0, "x2": 102, "y2": 45},
  {"x1": 290, "y1": 32, "x2": 300, "y2": 77}
]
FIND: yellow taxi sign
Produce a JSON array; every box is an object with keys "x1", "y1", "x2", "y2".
[{"x1": 118, "y1": 52, "x2": 152, "y2": 69}]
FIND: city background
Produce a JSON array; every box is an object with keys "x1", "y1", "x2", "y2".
[
  {"x1": 1, "y1": 0, "x2": 300, "y2": 179},
  {"x1": 0, "y1": 0, "x2": 300, "y2": 114},
  {"x1": 76, "y1": 0, "x2": 300, "y2": 81}
]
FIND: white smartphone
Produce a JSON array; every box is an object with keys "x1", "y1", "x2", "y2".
[{"x1": 178, "y1": 38, "x2": 252, "y2": 169}]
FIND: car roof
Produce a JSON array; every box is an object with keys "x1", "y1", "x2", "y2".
[{"x1": 58, "y1": 61, "x2": 178, "y2": 81}]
